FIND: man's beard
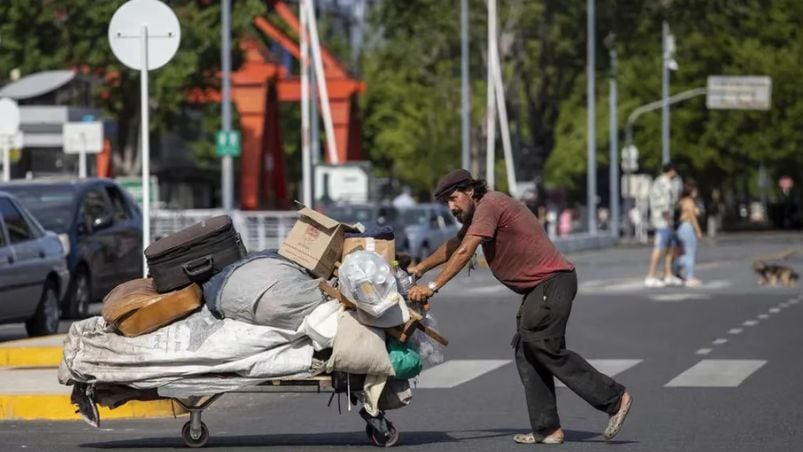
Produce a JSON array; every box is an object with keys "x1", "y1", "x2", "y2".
[{"x1": 454, "y1": 202, "x2": 475, "y2": 224}]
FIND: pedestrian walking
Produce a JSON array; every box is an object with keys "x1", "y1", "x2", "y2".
[
  {"x1": 392, "y1": 185, "x2": 417, "y2": 209},
  {"x1": 675, "y1": 180, "x2": 704, "y2": 287},
  {"x1": 406, "y1": 169, "x2": 633, "y2": 444},
  {"x1": 644, "y1": 162, "x2": 683, "y2": 287}
]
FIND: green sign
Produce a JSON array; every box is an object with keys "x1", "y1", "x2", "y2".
[
  {"x1": 116, "y1": 176, "x2": 159, "y2": 208},
  {"x1": 215, "y1": 130, "x2": 241, "y2": 157}
]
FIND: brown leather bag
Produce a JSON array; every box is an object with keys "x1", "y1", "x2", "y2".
[{"x1": 101, "y1": 278, "x2": 202, "y2": 337}]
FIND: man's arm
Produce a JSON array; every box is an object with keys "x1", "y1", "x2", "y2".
[
  {"x1": 408, "y1": 235, "x2": 483, "y2": 303},
  {"x1": 409, "y1": 236, "x2": 461, "y2": 277}
]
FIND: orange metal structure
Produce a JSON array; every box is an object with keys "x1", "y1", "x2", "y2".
[{"x1": 214, "y1": 1, "x2": 365, "y2": 209}]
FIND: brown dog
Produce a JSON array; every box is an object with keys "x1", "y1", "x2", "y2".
[{"x1": 753, "y1": 260, "x2": 799, "y2": 287}]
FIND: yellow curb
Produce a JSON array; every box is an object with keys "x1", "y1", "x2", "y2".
[
  {"x1": 0, "y1": 394, "x2": 186, "y2": 421},
  {"x1": 0, "y1": 346, "x2": 63, "y2": 367}
]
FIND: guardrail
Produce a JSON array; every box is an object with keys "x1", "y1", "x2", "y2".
[{"x1": 151, "y1": 210, "x2": 299, "y2": 252}]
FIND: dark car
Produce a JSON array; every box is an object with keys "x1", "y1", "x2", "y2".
[
  {"x1": 321, "y1": 203, "x2": 408, "y2": 251},
  {"x1": 0, "y1": 191, "x2": 69, "y2": 336},
  {"x1": 0, "y1": 179, "x2": 143, "y2": 318},
  {"x1": 398, "y1": 203, "x2": 460, "y2": 261}
]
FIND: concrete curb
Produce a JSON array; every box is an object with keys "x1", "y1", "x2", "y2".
[
  {"x1": 0, "y1": 335, "x2": 186, "y2": 421},
  {"x1": 0, "y1": 346, "x2": 63, "y2": 367},
  {"x1": 0, "y1": 394, "x2": 183, "y2": 421},
  {"x1": 0, "y1": 334, "x2": 66, "y2": 367}
]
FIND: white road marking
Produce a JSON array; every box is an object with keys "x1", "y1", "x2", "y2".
[
  {"x1": 769, "y1": 308, "x2": 781, "y2": 314},
  {"x1": 789, "y1": 299, "x2": 800, "y2": 305},
  {"x1": 742, "y1": 320, "x2": 758, "y2": 327},
  {"x1": 700, "y1": 280, "x2": 732, "y2": 289},
  {"x1": 728, "y1": 328, "x2": 743, "y2": 335},
  {"x1": 695, "y1": 348, "x2": 712, "y2": 355},
  {"x1": 416, "y1": 360, "x2": 511, "y2": 389},
  {"x1": 758, "y1": 314, "x2": 770, "y2": 319},
  {"x1": 648, "y1": 293, "x2": 709, "y2": 302},
  {"x1": 712, "y1": 338, "x2": 728, "y2": 345},
  {"x1": 555, "y1": 359, "x2": 642, "y2": 387},
  {"x1": 665, "y1": 360, "x2": 766, "y2": 387}
]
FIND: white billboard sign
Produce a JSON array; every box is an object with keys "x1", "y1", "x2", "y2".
[
  {"x1": 706, "y1": 76, "x2": 771, "y2": 110},
  {"x1": 63, "y1": 122, "x2": 104, "y2": 154}
]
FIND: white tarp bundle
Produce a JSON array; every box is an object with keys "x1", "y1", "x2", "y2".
[{"x1": 58, "y1": 307, "x2": 314, "y2": 391}]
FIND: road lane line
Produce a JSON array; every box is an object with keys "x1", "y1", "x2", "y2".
[
  {"x1": 416, "y1": 360, "x2": 511, "y2": 389},
  {"x1": 742, "y1": 320, "x2": 758, "y2": 326},
  {"x1": 712, "y1": 338, "x2": 728, "y2": 345},
  {"x1": 555, "y1": 359, "x2": 642, "y2": 387},
  {"x1": 695, "y1": 348, "x2": 712, "y2": 355},
  {"x1": 665, "y1": 360, "x2": 766, "y2": 387},
  {"x1": 769, "y1": 308, "x2": 780, "y2": 314},
  {"x1": 758, "y1": 314, "x2": 770, "y2": 319},
  {"x1": 728, "y1": 328, "x2": 743, "y2": 335}
]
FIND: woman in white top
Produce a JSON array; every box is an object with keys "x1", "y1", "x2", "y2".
[{"x1": 675, "y1": 180, "x2": 704, "y2": 287}]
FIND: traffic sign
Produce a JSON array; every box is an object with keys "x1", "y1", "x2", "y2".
[
  {"x1": 108, "y1": 0, "x2": 181, "y2": 277},
  {"x1": 63, "y1": 122, "x2": 104, "y2": 154},
  {"x1": 215, "y1": 130, "x2": 241, "y2": 157},
  {"x1": 706, "y1": 76, "x2": 772, "y2": 110},
  {"x1": 621, "y1": 144, "x2": 639, "y2": 172},
  {"x1": 108, "y1": 0, "x2": 181, "y2": 71},
  {"x1": 0, "y1": 98, "x2": 20, "y2": 134}
]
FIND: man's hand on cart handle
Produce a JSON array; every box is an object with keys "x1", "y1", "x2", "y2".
[{"x1": 408, "y1": 284, "x2": 434, "y2": 303}]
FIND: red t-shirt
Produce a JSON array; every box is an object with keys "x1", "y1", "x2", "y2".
[{"x1": 459, "y1": 191, "x2": 574, "y2": 294}]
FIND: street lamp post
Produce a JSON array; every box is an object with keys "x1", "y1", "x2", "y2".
[
  {"x1": 587, "y1": 0, "x2": 597, "y2": 234},
  {"x1": 607, "y1": 36, "x2": 619, "y2": 239}
]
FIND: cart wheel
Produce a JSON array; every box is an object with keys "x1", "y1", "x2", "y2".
[
  {"x1": 182, "y1": 421, "x2": 209, "y2": 448},
  {"x1": 367, "y1": 421, "x2": 400, "y2": 448}
]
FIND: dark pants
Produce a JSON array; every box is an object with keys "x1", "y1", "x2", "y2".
[{"x1": 513, "y1": 270, "x2": 625, "y2": 433}]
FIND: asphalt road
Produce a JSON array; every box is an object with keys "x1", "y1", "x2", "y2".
[{"x1": 3, "y1": 232, "x2": 803, "y2": 451}]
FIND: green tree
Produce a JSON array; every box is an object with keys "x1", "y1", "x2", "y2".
[
  {"x1": 0, "y1": 0, "x2": 265, "y2": 175},
  {"x1": 547, "y1": 0, "x2": 803, "y2": 201}
]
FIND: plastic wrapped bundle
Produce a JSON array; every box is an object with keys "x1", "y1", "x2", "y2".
[
  {"x1": 339, "y1": 251, "x2": 400, "y2": 318},
  {"x1": 408, "y1": 311, "x2": 446, "y2": 365}
]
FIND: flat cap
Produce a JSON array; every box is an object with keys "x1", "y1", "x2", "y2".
[{"x1": 434, "y1": 169, "x2": 473, "y2": 200}]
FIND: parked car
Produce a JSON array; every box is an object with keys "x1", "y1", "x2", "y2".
[
  {"x1": 0, "y1": 191, "x2": 69, "y2": 336},
  {"x1": 398, "y1": 203, "x2": 460, "y2": 261},
  {"x1": 0, "y1": 179, "x2": 143, "y2": 318},
  {"x1": 321, "y1": 203, "x2": 408, "y2": 252}
]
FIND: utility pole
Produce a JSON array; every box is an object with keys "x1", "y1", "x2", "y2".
[
  {"x1": 661, "y1": 21, "x2": 673, "y2": 164},
  {"x1": 586, "y1": 0, "x2": 597, "y2": 234},
  {"x1": 300, "y1": 0, "x2": 312, "y2": 206},
  {"x1": 221, "y1": 0, "x2": 233, "y2": 212},
  {"x1": 607, "y1": 35, "x2": 619, "y2": 239},
  {"x1": 485, "y1": 0, "x2": 496, "y2": 188},
  {"x1": 461, "y1": 0, "x2": 470, "y2": 171}
]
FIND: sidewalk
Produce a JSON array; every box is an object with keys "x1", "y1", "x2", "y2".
[{"x1": 0, "y1": 335, "x2": 182, "y2": 421}]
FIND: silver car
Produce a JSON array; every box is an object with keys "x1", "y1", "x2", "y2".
[
  {"x1": 0, "y1": 191, "x2": 69, "y2": 336},
  {"x1": 399, "y1": 203, "x2": 460, "y2": 261}
]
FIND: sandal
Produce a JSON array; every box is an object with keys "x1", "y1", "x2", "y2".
[
  {"x1": 513, "y1": 432, "x2": 564, "y2": 444},
  {"x1": 604, "y1": 391, "x2": 633, "y2": 440}
]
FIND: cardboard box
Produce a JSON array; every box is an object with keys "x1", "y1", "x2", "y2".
[
  {"x1": 279, "y1": 207, "x2": 360, "y2": 278},
  {"x1": 342, "y1": 237, "x2": 396, "y2": 265}
]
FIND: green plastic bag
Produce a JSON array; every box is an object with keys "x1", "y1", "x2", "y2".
[{"x1": 387, "y1": 337, "x2": 423, "y2": 379}]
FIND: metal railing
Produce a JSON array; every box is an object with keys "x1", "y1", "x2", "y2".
[{"x1": 151, "y1": 210, "x2": 299, "y2": 252}]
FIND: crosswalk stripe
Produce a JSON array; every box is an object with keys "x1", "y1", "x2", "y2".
[
  {"x1": 416, "y1": 359, "x2": 511, "y2": 389},
  {"x1": 556, "y1": 359, "x2": 642, "y2": 387},
  {"x1": 665, "y1": 359, "x2": 766, "y2": 387}
]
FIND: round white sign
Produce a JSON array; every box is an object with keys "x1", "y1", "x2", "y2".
[
  {"x1": 0, "y1": 98, "x2": 21, "y2": 135},
  {"x1": 108, "y1": 0, "x2": 181, "y2": 71}
]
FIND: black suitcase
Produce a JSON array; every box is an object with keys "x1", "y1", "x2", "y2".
[{"x1": 145, "y1": 215, "x2": 247, "y2": 293}]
